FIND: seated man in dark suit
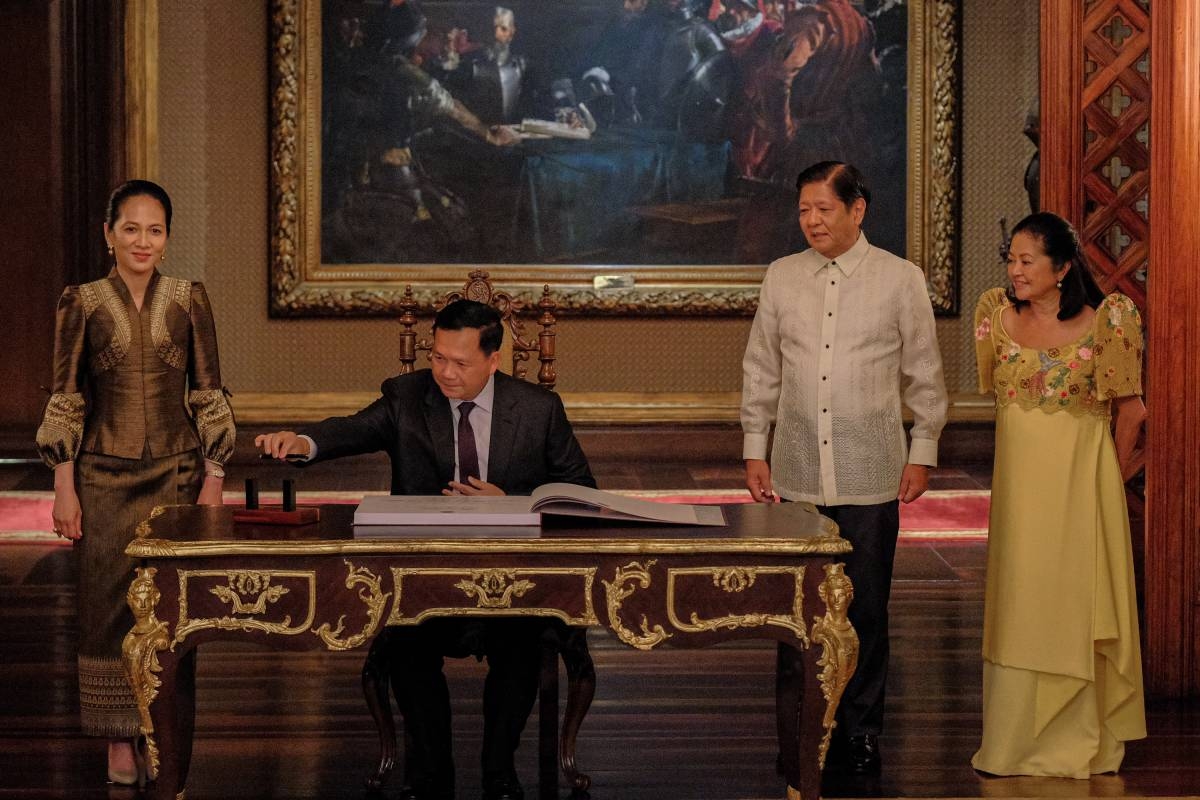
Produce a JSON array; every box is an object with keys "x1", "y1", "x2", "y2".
[{"x1": 255, "y1": 299, "x2": 595, "y2": 800}]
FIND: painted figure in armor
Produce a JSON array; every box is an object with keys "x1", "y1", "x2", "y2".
[
  {"x1": 321, "y1": 0, "x2": 517, "y2": 263},
  {"x1": 658, "y1": 0, "x2": 734, "y2": 141},
  {"x1": 440, "y1": 7, "x2": 529, "y2": 125},
  {"x1": 472, "y1": 7, "x2": 528, "y2": 124},
  {"x1": 582, "y1": 0, "x2": 672, "y2": 126}
]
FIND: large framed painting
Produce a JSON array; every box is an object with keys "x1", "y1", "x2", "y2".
[{"x1": 269, "y1": 0, "x2": 960, "y2": 315}]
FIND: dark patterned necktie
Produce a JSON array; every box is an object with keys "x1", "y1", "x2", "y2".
[{"x1": 457, "y1": 401, "x2": 480, "y2": 483}]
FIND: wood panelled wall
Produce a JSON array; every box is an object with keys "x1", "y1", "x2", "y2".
[
  {"x1": 0, "y1": 0, "x2": 124, "y2": 425},
  {"x1": 1144, "y1": 0, "x2": 1200, "y2": 697},
  {"x1": 1042, "y1": 0, "x2": 1200, "y2": 696}
]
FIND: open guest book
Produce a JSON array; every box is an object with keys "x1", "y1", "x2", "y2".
[{"x1": 353, "y1": 483, "x2": 726, "y2": 527}]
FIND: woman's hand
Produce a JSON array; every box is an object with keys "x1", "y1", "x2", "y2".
[
  {"x1": 197, "y1": 476, "x2": 224, "y2": 506},
  {"x1": 52, "y1": 463, "x2": 83, "y2": 540},
  {"x1": 1112, "y1": 395, "x2": 1148, "y2": 481}
]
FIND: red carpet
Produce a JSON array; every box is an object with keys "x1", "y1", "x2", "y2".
[{"x1": 0, "y1": 489, "x2": 989, "y2": 544}]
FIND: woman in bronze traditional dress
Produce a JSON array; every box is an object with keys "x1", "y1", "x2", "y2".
[{"x1": 35, "y1": 180, "x2": 235, "y2": 784}]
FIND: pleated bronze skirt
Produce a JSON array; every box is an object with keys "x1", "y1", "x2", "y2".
[{"x1": 74, "y1": 448, "x2": 201, "y2": 737}]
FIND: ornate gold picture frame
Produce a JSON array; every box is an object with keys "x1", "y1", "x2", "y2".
[{"x1": 268, "y1": 0, "x2": 959, "y2": 316}]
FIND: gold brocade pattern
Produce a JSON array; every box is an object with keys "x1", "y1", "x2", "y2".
[
  {"x1": 150, "y1": 276, "x2": 191, "y2": 370},
  {"x1": 77, "y1": 656, "x2": 140, "y2": 737},
  {"x1": 78, "y1": 281, "x2": 101, "y2": 317},
  {"x1": 188, "y1": 389, "x2": 236, "y2": 464},
  {"x1": 35, "y1": 392, "x2": 85, "y2": 467},
  {"x1": 974, "y1": 289, "x2": 1144, "y2": 418},
  {"x1": 81, "y1": 279, "x2": 132, "y2": 373}
]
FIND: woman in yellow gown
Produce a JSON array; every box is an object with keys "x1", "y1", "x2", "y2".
[{"x1": 971, "y1": 212, "x2": 1146, "y2": 778}]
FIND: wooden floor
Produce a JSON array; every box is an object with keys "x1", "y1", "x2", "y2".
[{"x1": 1, "y1": 434, "x2": 1197, "y2": 799}]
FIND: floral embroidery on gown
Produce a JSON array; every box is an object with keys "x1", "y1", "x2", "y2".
[{"x1": 970, "y1": 288, "x2": 1146, "y2": 778}]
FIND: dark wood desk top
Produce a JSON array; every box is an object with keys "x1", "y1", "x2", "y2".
[{"x1": 128, "y1": 501, "x2": 847, "y2": 558}]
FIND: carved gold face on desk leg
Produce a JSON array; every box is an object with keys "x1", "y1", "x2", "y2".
[
  {"x1": 121, "y1": 567, "x2": 170, "y2": 782},
  {"x1": 811, "y1": 563, "x2": 860, "y2": 770}
]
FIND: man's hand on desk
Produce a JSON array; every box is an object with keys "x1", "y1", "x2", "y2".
[
  {"x1": 443, "y1": 476, "x2": 506, "y2": 496},
  {"x1": 254, "y1": 430, "x2": 310, "y2": 460},
  {"x1": 487, "y1": 125, "x2": 520, "y2": 147}
]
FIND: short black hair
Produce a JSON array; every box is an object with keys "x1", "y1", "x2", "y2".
[
  {"x1": 433, "y1": 299, "x2": 504, "y2": 355},
  {"x1": 1007, "y1": 212, "x2": 1105, "y2": 320},
  {"x1": 106, "y1": 180, "x2": 173, "y2": 234},
  {"x1": 795, "y1": 161, "x2": 872, "y2": 209}
]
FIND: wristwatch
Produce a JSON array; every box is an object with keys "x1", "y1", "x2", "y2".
[{"x1": 204, "y1": 464, "x2": 226, "y2": 479}]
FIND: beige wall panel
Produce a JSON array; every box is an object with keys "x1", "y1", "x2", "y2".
[
  {"x1": 950, "y1": 0, "x2": 1041, "y2": 390},
  {"x1": 158, "y1": 0, "x2": 1037, "y2": 396}
]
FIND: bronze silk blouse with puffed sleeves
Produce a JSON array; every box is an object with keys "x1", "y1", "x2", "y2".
[{"x1": 36, "y1": 268, "x2": 236, "y2": 469}]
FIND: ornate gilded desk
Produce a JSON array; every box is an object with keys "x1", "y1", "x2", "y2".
[{"x1": 122, "y1": 502, "x2": 856, "y2": 800}]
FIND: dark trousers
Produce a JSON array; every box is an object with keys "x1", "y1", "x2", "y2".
[
  {"x1": 777, "y1": 499, "x2": 899, "y2": 741},
  {"x1": 386, "y1": 617, "x2": 545, "y2": 794}
]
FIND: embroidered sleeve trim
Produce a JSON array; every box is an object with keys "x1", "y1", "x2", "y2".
[
  {"x1": 36, "y1": 392, "x2": 86, "y2": 467},
  {"x1": 189, "y1": 388, "x2": 236, "y2": 464}
]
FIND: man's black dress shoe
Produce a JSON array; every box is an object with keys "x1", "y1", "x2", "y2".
[
  {"x1": 481, "y1": 778, "x2": 524, "y2": 800},
  {"x1": 847, "y1": 734, "x2": 881, "y2": 775},
  {"x1": 823, "y1": 732, "x2": 849, "y2": 770}
]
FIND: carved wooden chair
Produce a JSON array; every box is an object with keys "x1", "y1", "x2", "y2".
[
  {"x1": 365, "y1": 269, "x2": 595, "y2": 799},
  {"x1": 397, "y1": 269, "x2": 560, "y2": 389}
]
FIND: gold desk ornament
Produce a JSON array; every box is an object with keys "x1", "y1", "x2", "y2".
[
  {"x1": 313, "y1": 560, "x2": 390, "y2": 650},
  {"x1": 173, "y1": 569, "x2": 318, "y2": 646},
  {"x1": 121, "y1": 567, "x2": 170, "y2": 781},
  {"x1": 134, "y1": 505, "x2": 168, "y2": 539},
  {"x1": 665, "y1": 566, "x2": 809, "y2": 643},
  {"x1": 455, "y1": 569, "x2": 536, "y2": 609},
  {"x1": 209, "y1": 571, "x2": 290, "y2": 615},
  {"x1": 810, "y1": 563, "x2": 860, "y2": 769},
  {"x1": 714, "y1": 566, "x2": 756, "y2": 593},
  {"x1": 386, "y1": 566, "x2": 598, "y2": 626},
  {"x1": 603, "y1": 560, "x2": 672, "y2": 650}
]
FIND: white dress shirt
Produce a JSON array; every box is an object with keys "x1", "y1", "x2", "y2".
[{"x1": 741, "y1": 233, "x2": 948, "y2": 506}]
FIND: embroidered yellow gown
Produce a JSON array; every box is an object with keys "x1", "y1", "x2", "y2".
[{"x1": 971, "y1": 288, "x2": 1146, "y2": 778}]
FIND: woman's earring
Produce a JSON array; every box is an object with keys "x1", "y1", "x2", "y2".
[
  {"x1": 1056, "y1": 280, "x2": 1063, "y2": 289},
  {"x1": 107, "y1": 244, "x2": 114, "y2": 256},
  {"x1": 160, "y1": 253, "x2": 166, "y2": 263}
]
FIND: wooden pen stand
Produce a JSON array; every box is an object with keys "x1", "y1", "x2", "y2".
[{"x1": 231, "y1": 505, "x2": 321, "y2": 525}]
